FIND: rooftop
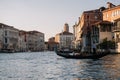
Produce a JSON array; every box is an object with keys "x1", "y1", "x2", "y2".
[{"x1": 59, "y1": 31, "x2": 73, "y2": 35}]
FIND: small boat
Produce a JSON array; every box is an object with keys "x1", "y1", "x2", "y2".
[
  {"x1": 0, "y1": 49, "x2": 15, "y2": 53},
  {"x1": 55, "y1": 51, "x2": 109, "y2": 59}
]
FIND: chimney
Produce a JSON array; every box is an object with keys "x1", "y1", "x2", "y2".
[{"x1": 107, "y1": 2, "x2": 116, "y2": 9}]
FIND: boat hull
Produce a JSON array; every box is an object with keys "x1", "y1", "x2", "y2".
[{"x1": 56, "y1": 51, "x2": 109, "y2": 59}]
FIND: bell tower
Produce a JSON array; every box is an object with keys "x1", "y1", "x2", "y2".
[{"x1": 64, "y1": 23, "x2": 69, "y2": 32}]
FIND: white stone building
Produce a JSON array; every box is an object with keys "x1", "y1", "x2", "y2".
[
  {"x1": 55, "y1": 23, "x2": 74, "y2": 49},
  {"x1": 73, "y1": 21, "x2": 82, "y2": 49},
  {"x1": 0, "y1": 23, "x2": 19, "y2": 52},
  {"x1": 18, "y1": 30, "x2": 27, "y2": 52},
  {"x1": 26, "y1": 31, "x2": 44, "y2": 51}
]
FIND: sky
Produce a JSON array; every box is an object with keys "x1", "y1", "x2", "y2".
[{"x1": 0, "y1": 0, "x2": 120, "y2": 41}]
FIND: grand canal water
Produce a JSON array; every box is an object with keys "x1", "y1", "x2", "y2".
[{"x1": 0, "y1": 51, "x2": 120, "y2": 80}]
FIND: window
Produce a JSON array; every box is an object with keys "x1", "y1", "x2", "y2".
[
  {"x1": 60, "y1": 37, "x2": 62, "y2": 41},
  {"x1": 100, "y1": 26, "x2": 106, "y2": 32},
  {"x1": 107, "y1": 26, "x2": 111, "y2": 32},
  {"x1": 119, "y1": 10, "x2": 120, "y2": 15},
  {"x1": 116, "y1": 34, "x2": 119, "y2": 42},
  {"x1": 106, "y1": 14, "x2": 109, "y2": 18},
  {"x1": 5, "y1": 30, "x2": 7, "y2": 36},
  {"x1": 95, "y1": 16, "x2": 98, "y2": 20},
  {"x1": 5, "y1": 38, "x2": 7, "y2": 43},
  {"x1": 112, "y1": 12, "x2": 115, "y2": 17},
  {"x1": 87, "y1": 15, "x2": 89, "y2": 19},
  {"x1": 117, "y1": 21, "x2": 120, "y2": 28},
  {"x1": 116, "y1": 10, "x2": 118, "y2": 15}
]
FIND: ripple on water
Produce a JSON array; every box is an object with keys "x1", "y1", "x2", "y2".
[{"x1": 0, "y1": 52, "x2": 120, "y2": 80}]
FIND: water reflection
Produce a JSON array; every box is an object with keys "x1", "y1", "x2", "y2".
[
  {"x1": 72, "y1": 54, "x2": 120, "y2": 80},
  {"x1": 0, "y1": 52, "x2": 119, "y2": 80},
  {"x1": 101, "y1": 54, "x2": 120, "y2": 80}
]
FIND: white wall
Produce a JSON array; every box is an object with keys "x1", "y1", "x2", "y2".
[{"x1": 59, "y1": 35, "x2": 74, "y2": 48}]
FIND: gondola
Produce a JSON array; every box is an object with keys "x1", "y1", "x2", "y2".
[{"x1": 55, "y1": 50, "x2": 109, "y2": 59}]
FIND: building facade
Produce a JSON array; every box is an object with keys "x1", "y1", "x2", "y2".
[
  {"x1": 18, "y1": 30, "x2": 27, "y2": 52},
  {"x1": 103, "y1": 2, "x2": 120, "y2": 22},
  {"x1": 73, "y1": 20, "x2": 81, "y2": 49},
  {"x1": 91, "y1": 21, "x2": 113, "y2": 47},
  {"x1": 102, "y1": 2, "x2": 120, "y2": 52},
  {"x1": 26, "y1": 31, "x2": 44, "y2": 52},
  {"x1": 0, "y1": 23, "x2": 19, "y2": 52},
  {"x1": 55, "y1": 23, "x2": 74, "y2": 49},
  {"x1": 113, "y1": 18, "x2": 120, "y2": 52},
  {"x1": 46, "y1": 37, "x2": 59, "y2": 51},
  {"x1": 73, "y1": 8, "x2": 103, "y2": 52},
  {"x1": 0, "y1": 23, "x2": 45, "y2": 52},
  {"x1": 73, "y1": 2, "x2": 120, "y2": 52}
]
